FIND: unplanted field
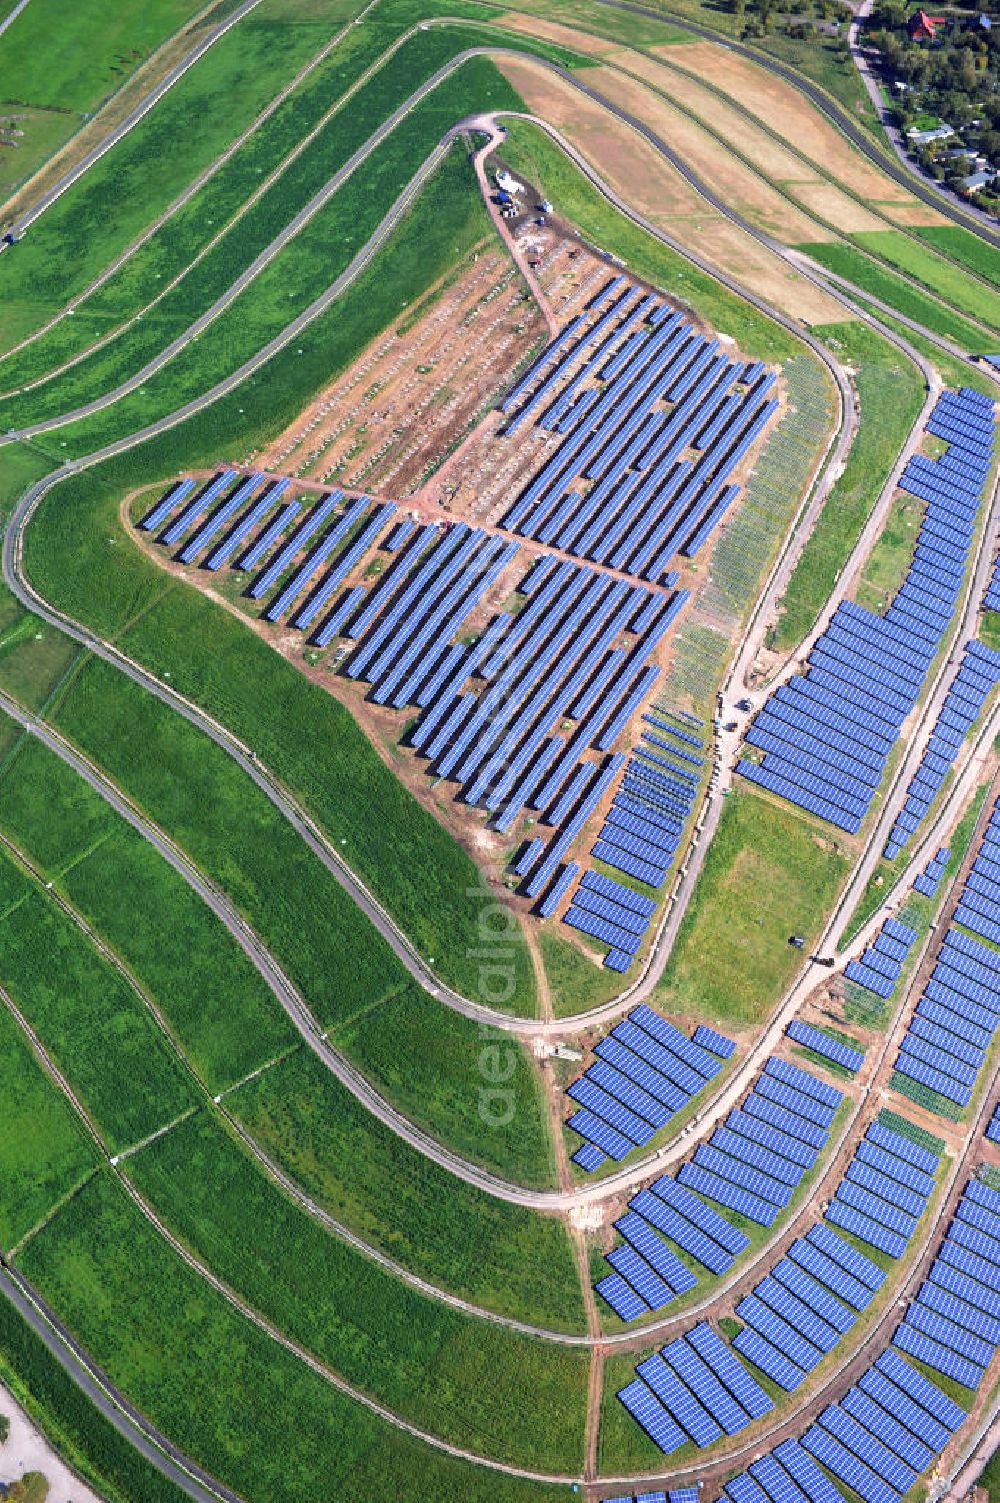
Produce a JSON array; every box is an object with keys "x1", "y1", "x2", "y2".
[
  {"x1": 228, "y1": 1045, "x2": 584, "y2": 1329},
  {"x1": 654, "y1": 788, "x2": 850, "y2": 1024},
  {"x1": 497, "y1": 56, "x2": 845, "y2": 327},
  {"x1": 18, "y1": 1173, "x2": 571, "y2": 1503}
]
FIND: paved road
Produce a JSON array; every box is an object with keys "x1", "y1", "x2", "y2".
[
  {"x1": 589, "y1": 0, "x2": 1000, "y2": 252},
  {"x1": 0, "y1": 1264, "x2": 236, "y2": 1503},
  {"x1": 0, "y1": 0, "x2": 30, "y2": 41},
  {"x1": 0, "y1": 0, "x2": 267, "y2": 247}
]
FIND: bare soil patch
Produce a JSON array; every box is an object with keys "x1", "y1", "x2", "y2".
[{"x1": 262, "y1": 242, "x2": 545, "y2": 496}]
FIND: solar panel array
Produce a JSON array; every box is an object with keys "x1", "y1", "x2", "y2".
[
  {"x1": 885, "y1": 640, "x2": 1000, "y2": 859},
  {"x1": 617, "y1": 1319, "x2": 773, "y2": 1453},
  {"x1": 825, "y1": 1118, "x2": 939, "y2": 1260},
  {"x1": 787, "y1": 1019, "x2": 864, "y2": 1073},
  {"x1": 913, "y1": 845, "x2": 950, "y2": 900},
  {"x1": 595, "y1": 1055, "x2": 837, "y2": 1322},
  {"x1": 142, "y1": 467, "x2": 705, "y2": 912},
  {"x1": 844, "y1": 916, "x2": 918, "y2": 1000},
  {"x1": 733, "y1": 1224, "x2": 876, "y2": 1393},
  {"x1": 603, "y1": 1492, "x2": 699, "y2": 1503},
  {"x1": 499, "y1": 283, "x2": 779, "y2": 583},
  {"x1": 892, "y1": 1174, "x2": 1000, "y2": 1393},
  {"x1": 719, "y1": 1354, "x2": 965, "y2": 1503},
  {"x1": 677, "y1": 1055, "x2": 842, "y2": 1231},
  {"x1": 564, "y1": 867, "x2": 660, "y2": 971},
  {"x1": 892, "y1": 795, "x2": 1000, "y2": 1109},
  {"x1": 739, "y1": 387, "x2": 997, "y2": 833},
  {"x1": 570, "y1": 1003, "x2": 733, "y2": 1184}
]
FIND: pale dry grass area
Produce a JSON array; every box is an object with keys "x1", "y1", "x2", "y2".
[{"x1": 496, "y1": 54, "x2": 847, "y2": 323}]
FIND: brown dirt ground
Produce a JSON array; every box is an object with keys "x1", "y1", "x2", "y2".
[
  {"x1": 497, "y1": 56, "x2": 847, "y2": 324},
  {"x1": 648, "y1": 40, "x2": 939, "y2": 213},
  {"x1": 261, "y1": 242, "x2": 546, "y2": 495}
]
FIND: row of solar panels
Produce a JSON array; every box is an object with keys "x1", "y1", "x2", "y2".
[
  {"x1": 825, "y1": 1118, "x2": 939, "y2": 1262},
  {"x1": 616, "y1": 1223, "x2": 885, "y2": 1452},
  {"x1": 786, "y1": 1019, "x2": 864, "y2": 1073},
  {"x1": 623, "y1": 1175, "x2": 980, "y2": 1499},
  {"x1": 500, "y1": 284, "x2": 778, "y2": 581},
  {"x1": 594, "y1": 1056, "x2": 837, "y2": 1317},
  {"x1": 893, "y1": 1178, "x2": 1000, "y2": 1391},
  {"x1": 844, "y1": 915, "x2": 918, "y2": 1000},
  {"x1": 567, "y1": 1004, "x2": 734, "y2": 1176},
  {"x1": 885, "y1": 639, "x2": 1000, "y2": 859},
  {"x1": 893, "y1": 802, "x2": 1000, "y2": 1108},
  {"x1": 913, "y1": 844, "x2": 950, "y2": 900},
  {"x1": 714, "y1": 1349, "x2": 964, "y2": 1503},
  {"x1": 741, "y1": 387, "x2": 997, "y2": 833}
]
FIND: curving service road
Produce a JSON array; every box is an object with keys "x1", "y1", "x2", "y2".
[
  {"x1": 1, "y1": 19, "x2": 999, "y2": 1502},
  {"x1": 0, "y1": 58, "x2": 972, "y2": 1207}
]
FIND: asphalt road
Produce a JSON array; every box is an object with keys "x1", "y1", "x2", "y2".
[{"x1": 0, "y1": 1264, "x2": 236, "y2": 1503}]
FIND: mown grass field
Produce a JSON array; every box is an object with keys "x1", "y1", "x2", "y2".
[
  {"x1": 0, "y1": 726, "x2": 296, "y2": 1089},
  {"x1": 0, "y1": 1286, "x2": 194, "y2": 1503},
  {"x1": 771, "y1": 320, "x2": 926, "y2": 652},
  {"x1": 127, "y1": 1107, "x2": 587, "y2": 1468},
  {"x1": 18, "y1": 1173, "x2": 572, "y2": 1503},
  {"x1": 797, "y1": 242, "x2": 989, "y2": 352},
  {"x1": 0, "y1": 26, "x2": 582, "y2": 426},
  {"x1": 851, "y1": 228, "x2": 1000, "y2": 336},
  {"x1": 229, "y1": 1045, "x2": 584, "y2": 1329},
  {"x1": 0, "y1": 0, "x2": 215, "y2": 198},
  {"x1": 0, "y1": 846, "x2": 195, "y2": 1152},
  {"x1": 47, "y1": 656, "x2": 557, "y2": 1179},
  {"x1": 0, "y1": 0, "x2": 386, "y2": 347},
  {"x1": 332, "y1": 982, "x2": 557, "y2": 1188},
  {"x1": 0, "y1": 1001, "x2": 97, "y2": 1250},
  {"x1": 911, "y1": 224, "x2": 1000, "y2": 289},
  {"x1": 853, "y1": 487, "x2": 924, "y2": 615},
  {"x1": 539, "y1": 930, "x2": 623, "y2": 1016},
  {"x1": 654, "y1": 788, "x2": 850, "y2": 1023}
]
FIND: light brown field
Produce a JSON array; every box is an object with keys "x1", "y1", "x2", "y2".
[
  {"x1": 585, "y1": 64, "x2": 829, "y2": 245},
  {"x1": 617, "y1": 48, "x2": 889, "y2": 235},
  {"x1": 618, "y1": 48, "x2": 814, "y2": 186},
  {"x1": 497, "y1": 12, "x2": 620, "y2": 55},
  {"x1": 649, "y1": 40, "x2": 935, "y2": 212},
  {"x1": 789, "y1": 182, "x2": 887, "y2": 233},
  {"x1": 498, "y1": 56, "x2": 846, "y2": 323}
]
